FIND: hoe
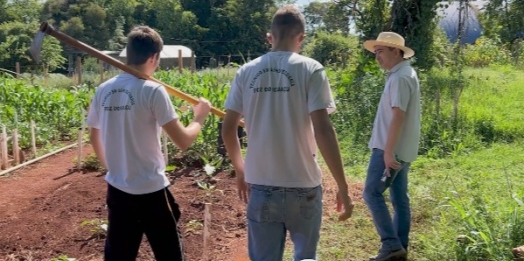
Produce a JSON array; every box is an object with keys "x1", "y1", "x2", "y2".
[{"x1": 29, "y1": 22, "x2": 244, "y2": 128}]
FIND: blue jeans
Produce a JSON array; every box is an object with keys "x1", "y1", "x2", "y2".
[
  {"x1": 363, "y1": 149, "x2": 411, "y2": 252},
  {"x1": 247, "y1": 184, "x2": 323, "y2": 261}
]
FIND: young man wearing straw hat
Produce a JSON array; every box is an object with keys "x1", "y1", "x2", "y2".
[
  {"x1": 221, "y1": 4, "x2": 354, "y2": 261},
  {"x1": 362, "y1": 32, "x2": 421, "y2": 261}
]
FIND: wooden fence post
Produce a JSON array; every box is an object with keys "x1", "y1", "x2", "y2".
[
  {"x1": 12, "y1": 129, "x2": 19, "y2": 165},
  {"x1": 76, "y1": 56, "x2": 82, "y2": 85},
  {"x1": 178, "y1": 49, "x2": 183, "y2": 74},
  {"x1": 15, "y1": 62, "x2": 20, "y2": 78},
  {"x1": 77, "y1": 109, "x2": 85, "y2": 171},
  {"x1": 191, "y1": 52, "x2": 196, "y2": 74},
  {"x1": 203, "y1": 203, "x2": 211, "y2": 261},
  {"x1": 99, "y1": 59, "x2": 104, "y2": 84},
  {"x1": 1, "y1": 125, "x2": 9, "y2": 170},
  {"x1": 30, "y1": 120, "x2": 37, "y2": 158},
  {"x1": 227, "y1": 54, "x2": 231, "y2": 76}
]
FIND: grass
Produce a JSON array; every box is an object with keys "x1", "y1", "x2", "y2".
[
  {"x1": 460, "y1": 65, "x2": 524, "y2": 141},
  {"x1": 299, "y1": 143, "x2": 523, "y2": 261}
]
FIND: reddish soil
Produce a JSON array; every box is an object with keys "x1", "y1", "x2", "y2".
[{"x1": 0, "y1": 144, "x2": 363, "y2": 261}]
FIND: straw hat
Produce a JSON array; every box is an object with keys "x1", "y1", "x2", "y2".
[{"x1": 363, "y1": 32, "x2": 415, "y2": 58}]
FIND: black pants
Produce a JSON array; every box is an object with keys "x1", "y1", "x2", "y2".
[{"x1": 104, "y1": 184, "x2": 184, "y2": 261}]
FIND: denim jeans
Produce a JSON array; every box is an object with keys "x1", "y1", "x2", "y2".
[
  {"x1": 363, "y1": 149, "x2": 411, "y2": 252},
  {"x1": 247, "y1": 184, "x2": 323, "y2": 261}
]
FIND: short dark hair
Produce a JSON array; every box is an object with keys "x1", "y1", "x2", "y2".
[
  {"x1": 125, "y1": 25, "x2": 163, "y2": 66},
  {"x1": 270, "y1": 5, "x2": 306, "y2": 41}
]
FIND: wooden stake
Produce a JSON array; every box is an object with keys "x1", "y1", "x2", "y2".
[
  {"x1": 12, "y1": 129, "x2": 19, "y2": 165},
  {"x1": 30, "y1": 65, "x2": 34, "y2": 85},
  {"x1": 191, "y1": 52, "x2": 195, "y2": 74},
  {"x1": 203, "y1": 203, "x2": 211, "y2": 261},
  {"x1": 99, "y1": 59, "x2": 104, "y2": 84},
  {"x1": 162, "y1": 131, "x2": 168, "y2": 163},
  {"x1": 30, "y1": 120, "x2": 37, "y2": 158},
  {"x1": 178, "y1": 49, "x2": 183, "y2": 74},
  {"x1": 77, "y1": 109, "x2": 85, "y2": 170},
  {"x1": 76, "y1": 56, "x2": 82, "y2": 85},
  {"x1": 15, "y1": 62, "x2": 20, "y2": 78},
  {"x1": 1, "y1": 125, "x2": 9, "y2": 170},
  {"x1": 227, "y1": 54, "x2": 231, "y2": 76}
]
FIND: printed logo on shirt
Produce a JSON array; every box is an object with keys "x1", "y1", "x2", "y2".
[
  {"x1": 101, "y1": 88, "x2": 136, "y2": 112},
  {"x1": 249, "y1": 68, "x2": 295, "y2": 93}
]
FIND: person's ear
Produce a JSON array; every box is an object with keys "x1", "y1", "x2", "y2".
[
  {"x1": 266, "y1": 32, "x2": 273, "y2": 44},
  {"x1": 298, "y1": 33, "x2": 306, "y2": 44}
]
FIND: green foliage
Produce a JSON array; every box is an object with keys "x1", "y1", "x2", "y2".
[
  {"x1": 389, "y1": 0, "x2": 441, "y2": 70},
  {"x1": 75, "y1": 152, "x2": 104, "y2": 171},
  {"x1": 80, "y1": 218, "x2": 108, "y2": 239},
  {"x1": 0, "y1": 21, "x2": 66, "y2": 72},
  {"x1": 154, "y1": 70, "x2": 233, "y2": 167},
  {"x1": 0, "y1": 77, "x2": 93, "y2": 151},
  {"x1": 302, "y1": 32, "x2": 359, "y2": 67},
  {"x1": 51, "y1": 255, "x2": 74, "y2": 261},
  {"x1": 479, "y1": 0, "x2": 524, "y2": 45},
  {"x1": 462, "y1": 36, "x2": 512, "y2": 67},
  {"x1": 303, "y1": 1, "x2": 351, "y2": 35}
]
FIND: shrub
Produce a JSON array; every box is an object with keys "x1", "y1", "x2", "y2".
[{"x1": 302, "y1": 31, "x2": 359, "y2": 67}]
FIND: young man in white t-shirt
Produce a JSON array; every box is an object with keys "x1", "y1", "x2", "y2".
[
  {"x1": 362, "y1": 32, "x2": 421, "y2": 261},
  {"x1": 86, "y1": 26, "x2": 211, "y2": 261},
  {"x1": 221, "y1": 5, "x2": 354, "y2": 261}
]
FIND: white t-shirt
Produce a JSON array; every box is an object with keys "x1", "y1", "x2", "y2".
[
  {"x1": 86, "y1": 73, "x2": 178, "y2": 195},
  {"x1": 368, "y1": 60, "x2": 421, "y2": 162},
  {"x1": 224, "y1": 51, "x2": 335, "y2": 188}
]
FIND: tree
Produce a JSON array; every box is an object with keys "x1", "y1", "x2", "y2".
[
  {"x1": 104, "y1": 0, "x2": 138, "y2": 34},
  {"x1": 388, "y1": 0, "x2": 441, "y2": 70},
  {"x1": 206, "y1": 0, "x2": 274, "y2": 60},
  {"x1": 107, "y1": 16, "x2": 127, "y2": 51},
  {"x1": 303, "y1": 1, "x2": 351, "y2": 35},
  {"x1": 302, "y1": 31, "x2": 358, "y2": 66},
  {"x1": 41, "y1": 0, "x2": 111, "y2": 49},
  {"x1": 5, "y1": 0, "x2": 42, "y2": 24},
  {"x1": 0, "y1": 21, "x2": 66, "y2": 72}
]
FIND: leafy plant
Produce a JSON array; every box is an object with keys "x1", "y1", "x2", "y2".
[
  {"x1": 80, "y1": 218, "x2": 108, "y2": 240},
  {"x1": 73, "y1": 152, "x2": 104, "y2": 171},
  {"x1": 185, "y1": 219, "x2": 203, "y2": 234},
  {"x1": 51, "y1": 255, "x2": 75, "y2": 261}
]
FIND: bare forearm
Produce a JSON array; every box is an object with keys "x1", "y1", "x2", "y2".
[
  {"x1": 315, "y1": 124, "x2": 348, "y2": 190},
  {"x1": 182, "y1": 117, "x2": 205, "y2": 143},
  {"x1": 89, "y1": 130, "x2": 107, "y2": 169},
  {"x1": 385, "y1": 111, "x2": 405, "y2": 155},
  {"x1": 164, "y1": 116, "x2": 205, "y2": 151}
]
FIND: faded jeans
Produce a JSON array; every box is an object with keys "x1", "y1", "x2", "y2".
[
  {"x1": 363, "y1": 149, "x2": 411, "y2": 252},
  {"x1": 247, "y1": 184, "x2": 323, "y2": 261}
]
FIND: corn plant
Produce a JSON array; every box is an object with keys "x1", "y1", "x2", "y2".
[{"x1": 0, "y1": 77, "x2": 93, "y2": 153}]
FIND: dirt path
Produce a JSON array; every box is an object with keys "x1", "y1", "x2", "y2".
[
  {"x1": 0, "y1": 144, "x2": 362, "y2": 261},
  {"x1": 0, "y1": 144, "x2": 250, "y2": 261}
]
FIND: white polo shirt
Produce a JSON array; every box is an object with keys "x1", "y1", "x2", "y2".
[
  {"x1": 368, "y1": 60, "x2": 421, "y2": 162},
  {"x1": 224, "y1": 51, "x2": 336, "y2": 188},
  {"x1": 86, "y1": 73, "x2": 177, "y2": 195}
]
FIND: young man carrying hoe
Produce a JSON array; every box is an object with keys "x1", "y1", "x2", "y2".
[
  {"x1": 221, "y1": 5, "x2": 354, "y2": 261},
  {"x1": 86, "y1": 26, "x2": 211, "y2": 261},
  {"x1": 362, "y1": 32, "x2": 422, "y2": 261}
]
